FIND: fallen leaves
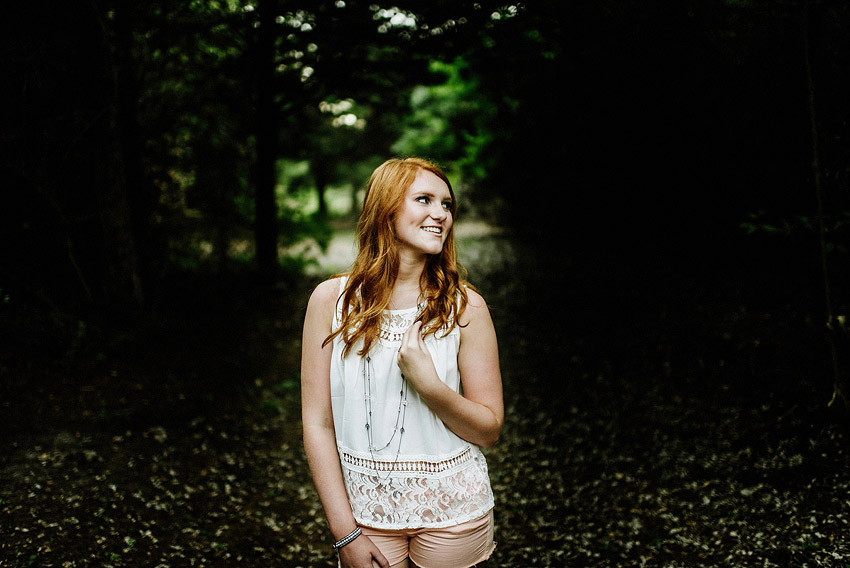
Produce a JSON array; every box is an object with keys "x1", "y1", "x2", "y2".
[{"x1": 3, "y1": 247, "x2": 850, "y2": 566}]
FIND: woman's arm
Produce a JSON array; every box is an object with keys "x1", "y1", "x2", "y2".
[
  {"x1": 398, "y1": 289, "x2": 504, "y2": 448},
  {"x1": 301, "y1": 279, "x2": 389, "y2": 568}
]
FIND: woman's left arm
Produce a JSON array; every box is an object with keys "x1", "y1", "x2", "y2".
[{"x1": 398, "y1": 290, "x2": 504, "y2": 447}]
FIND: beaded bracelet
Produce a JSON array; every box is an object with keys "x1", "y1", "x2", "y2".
[{"x1": 332, "y1": 527, "x2": 362, "y2": 551}]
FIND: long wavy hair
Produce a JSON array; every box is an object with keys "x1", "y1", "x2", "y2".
[{"x1": 324, "y1": 157, "x2": 471, "y2": 357}]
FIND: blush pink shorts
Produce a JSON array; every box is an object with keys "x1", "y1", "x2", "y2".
[{"x1": 358, "y1": 510, "x2": 496, "y2": 568}]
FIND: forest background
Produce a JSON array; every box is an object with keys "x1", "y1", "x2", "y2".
[{"x1": 2, "y1": 1, "x2": 850, "y2": 566}]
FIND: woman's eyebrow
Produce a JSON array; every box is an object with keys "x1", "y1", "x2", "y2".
[{"x1": 414, "y1": 190, "x2": 452, "y2": 200}]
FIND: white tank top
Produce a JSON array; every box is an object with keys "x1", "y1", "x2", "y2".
[{"x1": 330, "y1": 277, "x2": 495, "y2": 529}]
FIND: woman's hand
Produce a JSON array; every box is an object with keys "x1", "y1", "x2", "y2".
[
  {"x1": 337, "y1": 534, "x2": 390, "y2": 568},
  {"x1": 397, "y1": 320, "x2": 442, "y2": 395},
  {"x1": 397, "y1": 290, "x2": 503, "y2": 448}
]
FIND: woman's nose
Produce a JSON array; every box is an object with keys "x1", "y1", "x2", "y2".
[{"x1": 430, "y1": 204, "x2": 448, "y2": 220}]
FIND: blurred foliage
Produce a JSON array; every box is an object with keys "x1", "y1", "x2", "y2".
[
  {"x1": 1, "y1": 0, "x2": 850, "y2": 320},
  {"x1": 0, "y1": 0, "x2": 513, "y2": 314}
]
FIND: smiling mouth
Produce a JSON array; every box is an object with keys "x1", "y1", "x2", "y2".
[{"x1": 421, "y1": 226, "x2": 443, "y2": 235}]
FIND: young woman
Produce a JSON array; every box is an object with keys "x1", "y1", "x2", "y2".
[{"x1": 301, "y1": 157, "x2": 503, "y2": 568}]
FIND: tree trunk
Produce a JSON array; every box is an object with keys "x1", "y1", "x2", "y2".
[
  {"x1": 313, "y1": 159, "x2": 328, "y2": 220},
  {"x1": 102, "y1": 1, "x2": 145, "y2": 310},
  {"x1": 253, "y1": 0, "x2": 279, "y2": 284},
  {"x1": 803, "y1": 3, "x2": 848, "y2": 412}
]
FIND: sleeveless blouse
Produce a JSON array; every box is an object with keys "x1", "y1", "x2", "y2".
[{"x1": 330, "y1": 278, "x2": 495, "y2": 529}]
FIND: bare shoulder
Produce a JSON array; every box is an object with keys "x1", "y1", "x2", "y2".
[
  {"x1": 304, "y1": 277, "x2": 344, "y2": 327},
  {"x1": 458, "y1": 286, "x2": 500, "y2": 361},
  {"x1": 459, "y1": 287, "x2": 492, "y2": 326},
  {"x1": 309, "y1": 276, "x2": 343, "y2": 306}
]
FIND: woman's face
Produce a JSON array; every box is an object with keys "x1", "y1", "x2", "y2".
[{"x1": 393, "y1": 169, "x2": 454, "y2": 258}]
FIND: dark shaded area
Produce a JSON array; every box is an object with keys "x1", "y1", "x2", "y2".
[{"x1": 472, "y1": 2, "x2": 848, "y2": 320}]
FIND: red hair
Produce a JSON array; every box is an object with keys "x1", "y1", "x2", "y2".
[{"x1": 324, "y1": 157, "x2": 470, "y2": 356}]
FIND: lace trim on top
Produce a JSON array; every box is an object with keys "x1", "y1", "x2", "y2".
[
  {"x1": 378, "y1": 306, "x2": 456, "y2": 344},
  {"x1": 339, "y1": 444, "x2": 494, "y2": 529},
  {"x1": 333, "y1": 278, "x2": 456, "y2": 344},
  {"x1": 378, "y1": 307, "x2": 421, "y2": 343},
  {"x1": 341, "y1": 446, "x2": 474, "y2": 477}
]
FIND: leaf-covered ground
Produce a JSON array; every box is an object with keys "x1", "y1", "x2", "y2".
[{"x1": 2, "y1": 234, "x2": 849, "y2": 567}]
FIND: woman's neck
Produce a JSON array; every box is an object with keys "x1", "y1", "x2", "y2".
[
  {"x1": 395, "y1": 250, "x2": 426, "y2": 284},
  {"x1": 392, "y1": 253, "x2": 426, "y2": 308}
]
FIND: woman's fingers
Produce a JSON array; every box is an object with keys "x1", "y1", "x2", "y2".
[
  {"x1": 399, "y1": 320, "x2": 423, "y2": 355},
  {"x1": 407, "y1": 320, "x2": 423, "y2": 348},
  {"x1": 338, "y1": 535, "x2": 389, "y2": 568},
  {"x1": 416, "y1": 322, "x2": 427, "y2": 349},
  {"x1": 374, "y1": 549, "x2": 390, "y2": 568}
]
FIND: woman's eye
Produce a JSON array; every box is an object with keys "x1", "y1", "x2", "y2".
[{"x1": 414, "y1": 196, "x2": 452, "y2": 211}]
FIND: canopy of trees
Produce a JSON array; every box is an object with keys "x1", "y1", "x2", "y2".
[{"x1": 2, "y1": 0, "x2": 849, "y2": 318}]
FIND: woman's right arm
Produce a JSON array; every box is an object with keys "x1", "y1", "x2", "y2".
[{"x1": 300, "y1": 279, "x2": 389, "y2": 568}]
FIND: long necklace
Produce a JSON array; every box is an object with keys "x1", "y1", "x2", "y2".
[
  {"x1": 363, "y1": 354, "x2": 408, "y2": 481},
  {"x1": 362, "y1": 301, "x2": 425, "y2": 481}
]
